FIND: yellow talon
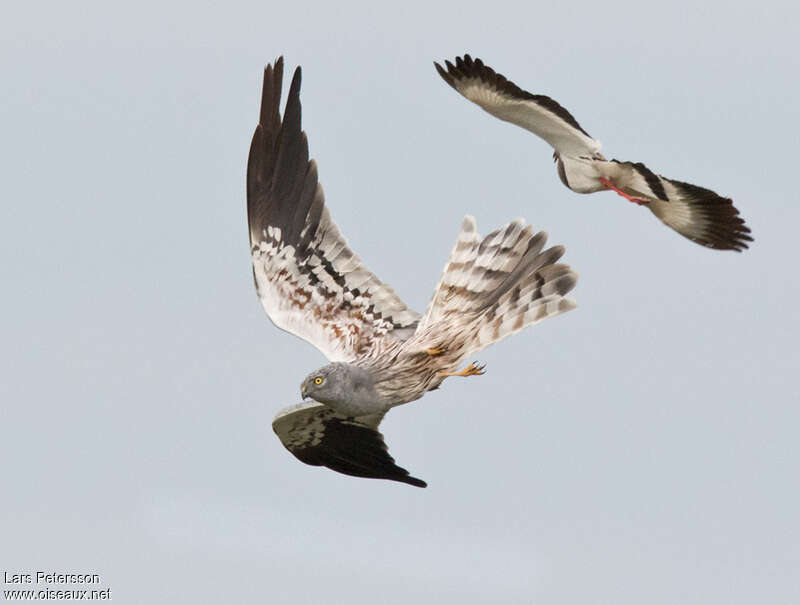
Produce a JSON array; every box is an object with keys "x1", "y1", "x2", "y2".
[{"x1": 438, "y1": 362, "x2": 486, "y2": 378}]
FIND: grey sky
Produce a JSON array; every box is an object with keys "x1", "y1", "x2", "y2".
[{"x1": 2, "y1": 0, "x2": 798, "y2": 603}]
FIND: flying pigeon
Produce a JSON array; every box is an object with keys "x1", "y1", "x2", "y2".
[{"x1": 435, "y1": 54, "x2": 752, "y2": 251}]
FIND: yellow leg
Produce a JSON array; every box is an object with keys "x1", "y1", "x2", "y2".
[
  {"x1": 438, "y1": 362, "x2": 486, "y2": 377},
  {"x1": 425, "y1": 347, "x2": 446, "y2": 356}
]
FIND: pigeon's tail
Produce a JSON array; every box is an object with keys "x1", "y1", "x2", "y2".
[{"x1": 417, "y1": 216, "x2": 577, "y2": 358}]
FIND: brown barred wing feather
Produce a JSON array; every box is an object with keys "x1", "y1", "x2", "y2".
[{"x1": 247, "y1": 58, "x2": 420, "y2": 362}]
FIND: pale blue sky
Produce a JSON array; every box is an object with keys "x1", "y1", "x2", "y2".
[{"x1": 2, "y1": 1, "x2": 798, "y2": 603}]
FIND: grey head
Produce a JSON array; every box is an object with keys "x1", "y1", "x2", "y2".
[{"x1": 300, "y1": 362, "x2": 382, "y2": 417}]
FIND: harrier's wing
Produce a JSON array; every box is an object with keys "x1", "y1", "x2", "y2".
[
  {"x1": 272, "y1": 402, "x2": 427, "y2": 488},
  {"x1": 435, "y1": 54, "x2": 601, "y2": 157},
  {"x1": 248, "y1": 58, "x2": 419, "y2": 362}
]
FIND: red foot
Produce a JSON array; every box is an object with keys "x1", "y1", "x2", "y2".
[{"x1": 599, "y1": 177, "x2": 650, "y2": 206}]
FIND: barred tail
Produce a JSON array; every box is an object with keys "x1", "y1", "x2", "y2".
[{"x1": 417, "y1": 215, "x2": 577, "y2": 357}]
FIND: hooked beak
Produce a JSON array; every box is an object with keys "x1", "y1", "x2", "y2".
[{"x1": 301, "y1": 384, "x2": 308, "y2": 400}]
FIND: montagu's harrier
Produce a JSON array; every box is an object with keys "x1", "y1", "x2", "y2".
[
  {"x1": 249, "y1": 58, "x2": 578, "y2": 488},
  {"x1": 435, "y1": 54, "x2": 752, "y2": 251}
]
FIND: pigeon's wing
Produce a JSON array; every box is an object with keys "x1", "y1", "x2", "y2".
[
  {"x1": 248, "y1": 58, "x2": 420, "y2": 362},
  {"x1": 272, "y1": 402, "x2": 427, "y2": 487},
  {"x1": 435, "y1": 54, "x2": 601, "y2": 157},
  {"x1": 599, "y1": 159, "x2": 753, "y2": 251}
]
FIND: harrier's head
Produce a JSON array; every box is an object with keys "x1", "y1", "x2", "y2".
[{"x1": 300, "y1": 362, "x2": 380, "y2": 417}]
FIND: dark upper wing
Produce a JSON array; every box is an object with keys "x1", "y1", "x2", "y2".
[
  {"x1": 272, "y1": 402, "x2": 427, "y2": 488},
  {"x1": 247, "y1": 58, "x2": 420, "y2": 362},
  {"x1": 435, "y1": 54, "x2": 601, "y2": 157}
]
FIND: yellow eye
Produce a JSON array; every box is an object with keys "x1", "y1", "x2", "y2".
[{"x1": 314, "y1": 377, "x2": 323, "y2": 385}]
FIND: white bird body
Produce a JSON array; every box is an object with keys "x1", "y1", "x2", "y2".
[
  {"x1": 436, "y1": 55, "x2": 752, "y2": 251},
  {"x1": 557, "y1": 155, "x2": 609, "y2": 193}
]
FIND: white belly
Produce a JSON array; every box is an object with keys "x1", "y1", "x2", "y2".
[{"x1": 559, "y1": 156, "x2": 606, "y2": 193}]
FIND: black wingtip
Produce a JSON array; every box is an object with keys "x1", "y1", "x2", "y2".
[
  {"x1": 434, "y1": 61, "x2": 456, "y2": 90},
  {"x1": 403, "y1": 475, "x2": 428, "y2": 488},
  {"x1": 666, "y1": 179, "x2": 754, "y2": 252},
  {"x1": 284, "y1": 64, "x2": 303, "y2": 122},
  {"x1": 275, "y1": 409, "x2": 429, "y2": 488},
  {"x1": 259, "y1": 57, "x2": 284, "y2": 126}
]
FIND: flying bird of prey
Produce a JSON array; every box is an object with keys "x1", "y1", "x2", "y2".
[
  {"x1": 248, "y1": 58, "x2": 579, "y2": 487},
  {"x1": 435, "y1": 54, "x2": 752, "y2": 251}
]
